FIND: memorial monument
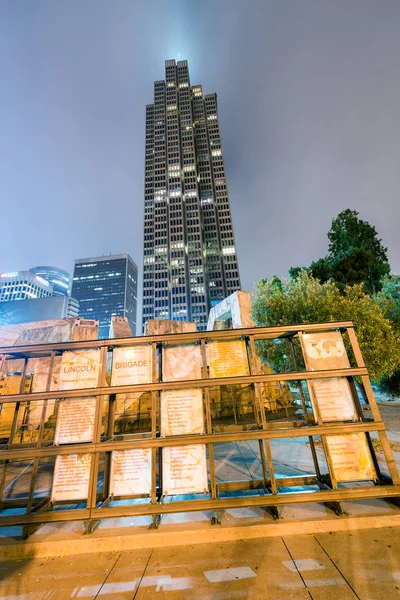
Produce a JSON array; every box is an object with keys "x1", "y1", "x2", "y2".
[{"x1": 0, "y1": 316, "x2": 399, "y2": 536}]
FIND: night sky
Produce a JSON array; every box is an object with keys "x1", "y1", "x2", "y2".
[{"x1": 1, "y1": 0, "x2": 400, "y2": 317}]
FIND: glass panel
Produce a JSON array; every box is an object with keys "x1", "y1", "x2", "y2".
[
  {"x1": 113, "y1": 392, "x2": 154, "y2": 437},
  {"x1": 210, "y1": 384, "x2": 257, "y2": 430}
]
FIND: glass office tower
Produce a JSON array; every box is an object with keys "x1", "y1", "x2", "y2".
[
  {"x1": 0, "y1": 271, "x2": 52, "y2": 301},
  {"x1": 30, "y1": 266, "x2": 71, "y2": 296},
  {"x1": 72, "y1": 254, "x2": 138, "y2": 338},
  {"x1": 142, "y1": 59, "x2": 241, "y2": 331}
]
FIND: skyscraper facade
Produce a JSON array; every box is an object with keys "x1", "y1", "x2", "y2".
[
  {"x1": 0, "y1": 271, "x2": 52, "y2": 301},
  {"x1": 0, "y1": 295, "x2": 79, "y2": 325},
  {"x1": 71, "y1": 254, "x2": 138, "y2": 338},
  {"x1": 30, "y1": 266, "x2": 71, "y2": 296},
  {"x1": 142, "y1": 59, "x2": 241, "y2": 331}
]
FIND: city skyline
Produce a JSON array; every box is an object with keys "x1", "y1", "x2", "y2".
[
  {"x1": 2, "y1": 0, "x2": 400, "y2": 322},
  {"x1": 142, "y1": 59, "x2": 241, "y2": 330}
]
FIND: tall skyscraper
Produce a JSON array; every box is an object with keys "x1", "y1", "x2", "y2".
[
  {"x1": 71, "y1": 254, "x2": 138, "y2": 338},
  {"x1": 30, "y1": 266, "x2": 71, "y2": 296},
  {"x1": 142, "y1": 59, "x2": 241, "y2": 331}
]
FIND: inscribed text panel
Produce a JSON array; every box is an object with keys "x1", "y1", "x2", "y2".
[
  {"x1": 208, "y1": 340, "x2": 249, "y2": 379},
  {"x1": 162, "y1": 444, "x2": 208, "y2": 495},
  {"x1": 310, "y1": 378, "x2": 357, "y2": 422},
  {"x1": 110, "y1": 448, "x2": 152, "y2": 496},
  {"x1": 111, "y1": 346, "x2": 152, "y2": 386},
  {"x1": 163, "y1": 344, "x2": 201, "y2": 382},
  {"x1": 59, "y1": 350, "x2": 101, "y2": 390},
  {"x1": 161, "y1": 389, "x2": 204, "y2": 436},
  {"x1": 51, "y1": 453, "x2": 91, "y2": 501},
  {"x1": 54, "y1": 397, "x2": 96, "y2": 444},
  {"x1": 325, "y1": 433, "x2": 376, "y2": 482}
]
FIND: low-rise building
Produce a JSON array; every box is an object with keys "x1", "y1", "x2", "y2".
[{"x1": 0, "y1": 271, "x2": 52, "y2": 302}]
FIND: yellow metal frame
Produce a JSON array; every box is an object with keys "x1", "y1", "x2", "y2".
[{"x1": 0, "y1": 321, "x2": 398, "y2": 535}]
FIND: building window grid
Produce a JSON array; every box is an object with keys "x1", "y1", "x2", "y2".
[{"x1": 142, "y1": 61, "x2": 240, "y2": 330}]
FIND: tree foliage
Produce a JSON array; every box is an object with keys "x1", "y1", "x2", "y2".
[
  {"x1": 378, "y1": 371, "x2": 400, "y2": 396},
  {"x1": 376, "y1": 274, "x2": 400, "y2": 329},
  {"x1": 375, "y1": 275, "x2": 400, "y2": 394},
  {"x1": 252, "y1": 271, "x2": 400, "y2": 382},
  {"x1": 291, "y1": 209, "x2": 390, "y2": 293}
]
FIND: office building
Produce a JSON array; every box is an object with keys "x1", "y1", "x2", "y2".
[
  {"x1": 0, "y1": 295, "x2": 79, "y2": 326},
  {"x1": 0, "y1": 271, "x2": 53, "y2": 302},
  {"x1": 72, "y1": 254, "x2": 137, "y2": 338},
  {"x1": 30, "y1": 266, "x2": 71, "y2": 296},
  {"x1": 142, "y1": 59, "x2": 241, "y2": 331}
]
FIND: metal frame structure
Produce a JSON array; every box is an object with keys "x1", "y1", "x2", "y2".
[{"x1": 0, "y1": 321, "x2": 399, "y2": 537}]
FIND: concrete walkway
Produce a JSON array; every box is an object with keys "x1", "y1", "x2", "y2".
[{"x1": 0, "y1": 527, "x2": 399, "y2": 599}]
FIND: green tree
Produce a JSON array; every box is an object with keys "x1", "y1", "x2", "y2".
[
  {"x1": 252, "y1": 271, "x2": 400, "y2": 382},
  {"x1": 378, "y1": 371, "x2": 400, "y2": 396},
  {"x1": 376, "y1": 274, "x2": 400, "y2": 329},
  {"x1": 375, "y1": 274, "x2": 400, "y2": 395},
  {"x1": 290, "y1": 209, "x2": 390, "y2": 293},
  {"x1": 289, "y1": 258, "x2": 333, "y2": 282},
  {"x1": 309, "y1": 257, "x2": 333, "y2": 283}
]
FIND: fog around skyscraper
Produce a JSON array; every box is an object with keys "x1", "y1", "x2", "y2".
[{"x1": 1, "y1": 0, "x2": 400, "y2": 318}]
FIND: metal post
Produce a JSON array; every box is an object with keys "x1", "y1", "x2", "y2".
[
  {"x1": 85, "y1": 345, "x2": 108, "y2": 533},
  {"x1": 348, "y1": 325, "x2": 400, "y2": 484},
  {"x1": 201, "y1": 339, "x2": 219, "y2": 522},
  {"x1": 8, "y1": 357, "x2": 28, "y2": 447},
  {"x1": 26, "y1": 353, "x2": 56, "y2": 515},
  {"x1": 289, "y1": 338, "x2": 322, "y2": 479},
  {"x1": 0, "y1": 459, "x2": 9, "y2": 511},
  {"x1": 247, "y1": 334, "x2": 278, "y2": 510},
  {"x1": 248, "y1": 335, "x2": 267, "y2": 429},
  {"x1": 150, "y1": 342, "x2": 161, "y2": 528}
]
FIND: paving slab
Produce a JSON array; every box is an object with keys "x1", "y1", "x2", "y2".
[
  {"x1": 1, "y1": 528, "x2": 400, "y2": 599},
  {"x1": 133, "y1": 538, "x2": 311, "y2": 599},
  {"x1": 89, "y1": 549, "x2": 152, "y2": 600},
  {"x1": 282, "y1": 534, "x2": 358, "y2": 599},
  {"x1": 315, "y1": 528, "x2": 400, "y2": 599},
  {"x1": 0, "y1": 552, "x2": 121, "y2": 600}
]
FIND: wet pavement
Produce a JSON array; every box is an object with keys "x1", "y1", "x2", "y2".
[{"x1": 1, "y1": 527, "x2": 400, "y2": 599}]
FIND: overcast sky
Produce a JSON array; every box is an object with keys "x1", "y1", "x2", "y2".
[{"x1": 1, "y1": 0, "x2": 399, "y2": 310}]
